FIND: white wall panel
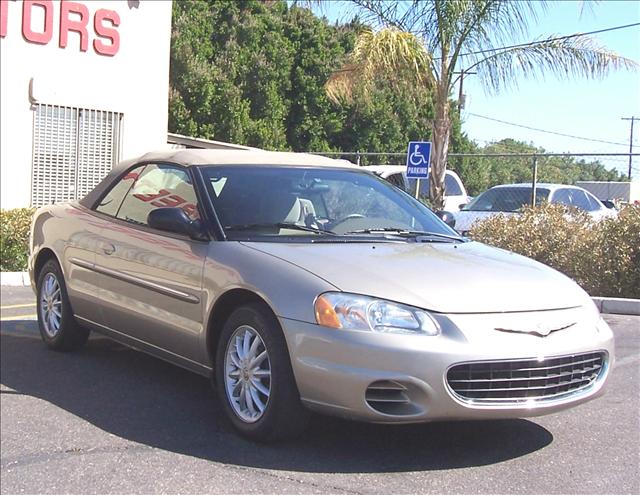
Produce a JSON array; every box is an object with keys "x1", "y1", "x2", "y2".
[{"x1": 0, "y1": 0, "x2": 172, "y2": 209}]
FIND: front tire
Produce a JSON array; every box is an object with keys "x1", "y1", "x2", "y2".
[
  {"x1": 215, "y1": 303, "x2": 309, "y2": 442},
  {"x1": 36, "y1": 259, "x2": 89, "y2": 351}
]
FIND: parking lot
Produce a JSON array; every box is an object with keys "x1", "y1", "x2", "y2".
[{"x1": 1, "y1": 285, "x2": 638, "y2": 495}]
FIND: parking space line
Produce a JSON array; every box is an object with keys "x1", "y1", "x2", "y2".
[
  {"x1": 1, "y1": 314, "x2": 38, "y2": 321},
  {"x1": 1, "y1": 303, "x2": 36, "y2": 310}
]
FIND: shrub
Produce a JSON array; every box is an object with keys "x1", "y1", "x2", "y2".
[
  {"x1": 0, "y1": 208, "x2": 36, "y2": 272},
  {"x1": 469, "y1": 203, "x2": 640, "y2": 299}
]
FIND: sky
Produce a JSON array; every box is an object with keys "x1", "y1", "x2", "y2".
[{"x1": 307, "y1": 0, "x2": 640, "y2": 178}]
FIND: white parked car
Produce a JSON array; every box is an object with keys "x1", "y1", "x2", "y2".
[
  {"x1": 363, "y1": 165, "x2": 470, "y2": 211},
  {"x1": 454, "y1": 183, "x2": 617, "y2": 235}
]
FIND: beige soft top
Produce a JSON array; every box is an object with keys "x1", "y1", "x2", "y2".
[
  {"x1": 79, "y1": 149, "x2": 358, "y2": 208},
  {"x1": 124, "y1": 149, "x2": 356, "y2": 168}
]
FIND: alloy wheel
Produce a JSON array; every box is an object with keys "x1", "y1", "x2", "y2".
[
  {"x1": 40, "y1": 273, "x2": 62, "y2": 338},
  {"x1": 224, "y1": 325, "x2": 272, "y2": 423}
]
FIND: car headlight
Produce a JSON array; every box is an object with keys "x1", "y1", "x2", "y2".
[{"x1": 314, "y1": 292, "x2": 440, "y2": 336}]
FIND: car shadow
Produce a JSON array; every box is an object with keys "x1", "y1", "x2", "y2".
[{"x1": 0, "y1": 323, "x2": 553, "y2": 473}]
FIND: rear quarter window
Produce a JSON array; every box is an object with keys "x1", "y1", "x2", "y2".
[
  {"x1": 95, "y1": 166, "x2": 144, "y2": 217},
  {"x1": 116, "y1": 165, "x2": 199, "y2": 226}
]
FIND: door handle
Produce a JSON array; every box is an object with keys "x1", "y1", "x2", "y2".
[{"x1": 102, "y1": 244, "x2": 116, "y2": 255}]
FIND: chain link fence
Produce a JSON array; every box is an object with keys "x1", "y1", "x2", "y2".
[{"x1": 310, "y1": 151, "x2": 639, "y2": 210}]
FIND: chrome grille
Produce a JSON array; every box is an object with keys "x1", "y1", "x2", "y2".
[{"x1": 447, "y1": 351, "x2": 606, "y2": 404}]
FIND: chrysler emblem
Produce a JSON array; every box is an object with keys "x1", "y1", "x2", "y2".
[{"x1": 495, "y1": 322, "x2": 576, "y2": 337}]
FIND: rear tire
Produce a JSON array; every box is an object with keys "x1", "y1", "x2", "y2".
[
  {"x1": 215, "y1": 303, "x2": 309, "y2": 442},
  {"x1": 36, "y1": 259, "x2": 89, "y2": 352}
]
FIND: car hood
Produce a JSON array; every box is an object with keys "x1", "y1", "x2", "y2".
[{"x1": 241, "y1": 240, "x2": 588, "y2": 314}]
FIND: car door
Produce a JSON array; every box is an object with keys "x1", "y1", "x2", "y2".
[{"x1": 93, "y1": 163, "x2": 208, "y2": 364}]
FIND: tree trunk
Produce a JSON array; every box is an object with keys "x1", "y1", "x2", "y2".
[{"x1": 429, "y1": 84, "x2": 450, "y2": 210}]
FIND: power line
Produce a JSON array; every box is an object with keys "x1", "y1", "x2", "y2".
[
  {"x1": 426, "y1": 22, "x2": 640, "y2": 61},
  {"x1": 468, "y1": 113, "x2": 630, "y2": 147}
]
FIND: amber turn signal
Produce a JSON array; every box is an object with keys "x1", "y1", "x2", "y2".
[{"x1": 315, "y1": 295, "x2": 341, "y2": 329}]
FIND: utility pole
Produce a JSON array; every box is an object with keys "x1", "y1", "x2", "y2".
[
  {"x1": 454, "y1": 69, "x2": 477, "y2": 115},
  {"x1": 621, "y1": 116, "x2": 638, "y2": 179}
]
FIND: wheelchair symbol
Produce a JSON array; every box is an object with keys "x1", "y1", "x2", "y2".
[{"x1": 409, "y1": 144, "x2": 429, "y2": 166}]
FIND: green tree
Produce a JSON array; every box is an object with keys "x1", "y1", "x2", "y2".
[
  {"x1": 170, "y1": 1, "x2": 463, "y2": 159},
  {"x1": 170, "y1": 0, "x2": 294, "y2": 149},
  {"x1": 324, "y1": 1, "x2": 636, "y2": 208}
]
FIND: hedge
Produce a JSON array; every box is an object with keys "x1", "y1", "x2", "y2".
[
  {"x1": 0, "y1": 208, "x2": 35, "y2": 272},
  {"x1": 469, "y1": 203, "x2": 640, "y2": 299}
]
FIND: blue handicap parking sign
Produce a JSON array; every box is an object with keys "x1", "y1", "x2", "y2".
[{"x1": 406, "y1": 141, "x2": 431, "y2": 178}]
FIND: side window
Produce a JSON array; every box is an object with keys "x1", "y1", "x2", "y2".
[
  {"x1": 444, "y1": 174, "x2": 463, "y2": 195},
  {"x1": 95, "y1": 166, "x2": 145, "y2": 217},
  {"x1": 583, "y1": 191, "x2": 603, "y2": 211},
  {"x1": 571, "y1": 189, "x2": 596, "y2": 211},
  {"x1": 552, "y1": 189, "x2": 573, "y2": 206},
  {"x1": 117, "y1": 164, "x2": 199, "y2": 226}
]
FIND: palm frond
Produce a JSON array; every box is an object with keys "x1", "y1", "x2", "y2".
[
  {"x1": 348, "y1": 1, "x2": 549, "y2": 86},
  {"x1": 350, "y1": 0, "x2": 422, "y2": 32},
  {"x1": 469, "y1": 34, "x2": 638, "y2": 94},
  {"x1": 325, "y1": 27, "x2": 434, "y2": 104}
]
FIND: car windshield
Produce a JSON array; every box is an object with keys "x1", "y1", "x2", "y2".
[
  {"x1": 462, "y1": 187, "x2": 550, "y2": 212},
  {"x1": 201, "y1": 166, "x2": 460, "y2": 241}
]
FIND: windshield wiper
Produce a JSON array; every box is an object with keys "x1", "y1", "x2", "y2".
[
  {"x1": 344, "y1": 228, "x2": 463, "y2": 242},
  {"x1": 224, "y1": 223, "x2": 337, "y2": 235}
]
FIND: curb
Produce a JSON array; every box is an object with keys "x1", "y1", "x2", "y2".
[
  {"x1": 1, "y1": 272, "x2": 31, "y2": 287},
  {"x1": 591, "y1": 297, "x2": 640, "y2": 317},
  {"x1": 1, "y1": 271, "x2": 639, "y2": 316}
]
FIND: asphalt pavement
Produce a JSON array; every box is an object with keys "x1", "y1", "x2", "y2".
[{"x1": 1, "y1": 286, "x2": 638, "y2": 495}]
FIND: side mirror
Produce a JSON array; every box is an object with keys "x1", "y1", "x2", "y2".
[
  {"x1": 435, "y1": 210, "x2": 456, "y2": 229},
  {"x1": 147, "y1": 207, "x2": 207, "y2": 240}
]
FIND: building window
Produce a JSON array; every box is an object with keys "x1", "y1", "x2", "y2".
[{"x1": 31, "y1": 104, "x2": 123, "y2": 207}]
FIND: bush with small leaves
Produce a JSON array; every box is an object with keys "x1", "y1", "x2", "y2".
[
  {"x1": 1, "y1": 208, "x2": 35, "y2": 272},
  {"x1": 469, "y1": 203, "x2": 640, "y2": 299}
]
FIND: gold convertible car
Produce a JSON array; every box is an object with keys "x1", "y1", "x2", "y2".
[{"x1": 29, "y1": 149, "x2": 614, "y2": 441}]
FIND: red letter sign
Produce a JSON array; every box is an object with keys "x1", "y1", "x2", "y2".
[
  {"x1": 93, "y1": 8, "x2": 120, "y2": 56},
  {"x1": 59, "y1": 0, "x2": 89, "y2": 52},
  {"x1": 22, "y1": 0, "x2": 53, "y2": 45},
  {"x1": 0, "y1": 0, "x2": 9, "y2": 38}
]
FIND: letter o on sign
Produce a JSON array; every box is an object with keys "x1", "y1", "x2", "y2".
[{"x1": 22, "y1": 0, "x2": 54, "y2": 45}]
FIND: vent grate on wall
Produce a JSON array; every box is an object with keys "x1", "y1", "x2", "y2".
[{"x1": 32, "y1": 104, "x2": 122, "y2": 207}]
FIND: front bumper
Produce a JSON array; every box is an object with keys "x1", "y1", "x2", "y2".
[{"x1": 280, "y1": 308, "x2": 614, "y2": 423}]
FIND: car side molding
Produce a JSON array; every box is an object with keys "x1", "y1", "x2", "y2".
[{"x1": 69, "y1": 257, "x2": 200, "y2": 304}]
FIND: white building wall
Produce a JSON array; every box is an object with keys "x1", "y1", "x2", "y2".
[
  {"x1": 0, "y1": 0, "x2": 172, "y2": 209},
  {"x1": 576, "y1": 181, "x2": 640, "y2": 203}
]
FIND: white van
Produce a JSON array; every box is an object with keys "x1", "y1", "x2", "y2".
[{"x1": 363, "y1": 165, "x2": 470, "y2": 211}]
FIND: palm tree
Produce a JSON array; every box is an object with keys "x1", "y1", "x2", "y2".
[{"x1": 324, "y1": 1, "x2": 636, "y2": 209}]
